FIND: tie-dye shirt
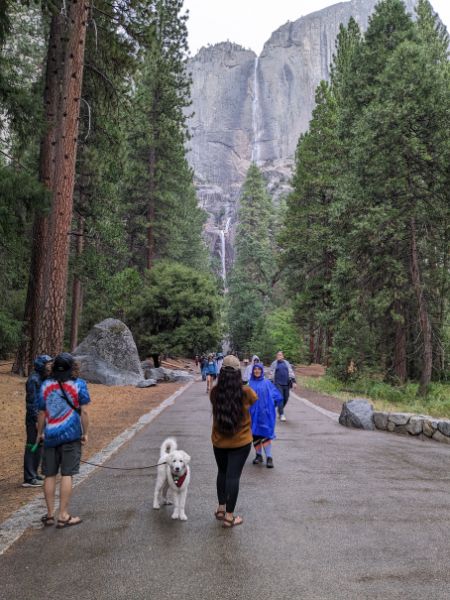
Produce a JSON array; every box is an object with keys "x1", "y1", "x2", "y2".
[{"x1": 38, "y1": 378, "x2": 91, "y2": 447}]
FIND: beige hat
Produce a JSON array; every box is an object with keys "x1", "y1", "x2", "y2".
[{"x1": 222, "y1": 355, "x2": 241, "y2": 370}]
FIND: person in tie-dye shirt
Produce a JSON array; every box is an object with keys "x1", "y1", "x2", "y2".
[{"x1": 37, "y1": 353, "x2": 90, "y2": 528}]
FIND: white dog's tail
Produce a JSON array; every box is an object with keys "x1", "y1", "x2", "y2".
[{"x1": 160, "y1": 437, "x2": 177, "y2": 456}]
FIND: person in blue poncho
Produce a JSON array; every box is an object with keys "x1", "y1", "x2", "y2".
[{"x1": 248, "y1": 363, "x2": 283, "y2": 468}]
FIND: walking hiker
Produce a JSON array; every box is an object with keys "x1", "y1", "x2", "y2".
[
  {"x1": 243, "y1": 354, "x2": 260, "y2": 384},
  {"x1": 37, "y1": 353, "x2": 90, "y2": 528},
  {"x1": 22, "y1": 354, "x2": 53, "y2": 487},
  {"x1": 248, "y1": 363, "x2": 283, "y2": 468},
  {"x1": 269, "y1": 351, "x2": 296, "y2": 422},
  {"x1": 205, "y1": 353, "x2": 218, "y2": 393},
  {"x1": 216, "y1": 351, "x2": 224, "y2": 372},
  {"x1": 210, "y1": 354, "x2": 257, "y2": 528}
]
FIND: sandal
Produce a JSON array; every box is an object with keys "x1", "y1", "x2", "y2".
[
  {"x1": 222, "y1": 515, "x2": 243, "y2": 528},
  {"x1": 40, "y1": 514, "x2": 55, "y2": 527},
  {"x1": 214, "y1": 509, "x2": 226, "y2": 521},
  {"x1": 56, "y1": 515, "x2": 83, "y2": 529}
]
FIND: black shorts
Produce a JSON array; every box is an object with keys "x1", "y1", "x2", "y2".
[{"x1": 42, "y1": 441, "x2": 82, "y2": 477}]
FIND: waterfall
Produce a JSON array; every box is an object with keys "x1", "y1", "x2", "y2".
[
  {"x1": 251, "y1": 56, "x2": 261, "y2": 164},
  {"x1": 220, "y1": 229, "x2": 226, "y2": 285},
  {"x1": 219, "y1": 217, "x2": 232, "y2": 290}
]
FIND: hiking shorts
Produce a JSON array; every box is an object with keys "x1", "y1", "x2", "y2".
[{"x1": 42, "y1": 440, "x2": 82, "y2": 477}]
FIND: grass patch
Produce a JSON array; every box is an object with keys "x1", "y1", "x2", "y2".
[{"x1": 297, "y1": 374, "x2": 450, "y2": 418}]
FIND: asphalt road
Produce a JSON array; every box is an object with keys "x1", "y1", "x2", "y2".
[{"x1": 2, "y1": 382, "x2": 450, "y2": 600}]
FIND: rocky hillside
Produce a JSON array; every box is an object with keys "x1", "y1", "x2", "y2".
[{"x1": 187, "y1": 0, "x2": 418, "y2": 275}]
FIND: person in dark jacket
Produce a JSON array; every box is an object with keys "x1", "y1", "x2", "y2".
[
  {"x1": 269, "y1": 351, "x2": 296, "y2": 422},
  {"x1": 23, "y1": 354, "x2": 52, "y2": 487}
]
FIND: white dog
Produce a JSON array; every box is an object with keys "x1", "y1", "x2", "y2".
[{"x1": 153, "y1": 438, "x2": 191, "y2": 521}]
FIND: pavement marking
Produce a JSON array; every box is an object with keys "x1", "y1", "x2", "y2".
[
  {"x1": 291, "y1": 392, "x2": 340, "y2": 422},
  {"x1": 0, "y1": 381, "x2": 193, "y2": 556}
]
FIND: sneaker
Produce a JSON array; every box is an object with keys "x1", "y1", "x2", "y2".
[
  {"x1": 280, "y1": 414, "x2": 287, "y2": 422},
  {"x1": 22, "y1": 479, "x2": 43, "y2": 488},
  {"x1": 266, "y1": 457, "x2": 274, "y2": 468},
  {"x1": 36, "y1": 475, "x2": 45, "y2": 481},
  {"x1": 252, "y1": 454, "x2": 263, "y2": 465}
]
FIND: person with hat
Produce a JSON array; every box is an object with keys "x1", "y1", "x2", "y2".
[
  {"x1": 36, "y1": 352, "x2": 91, "y2": 528},
  {"x1": 22, "y1": 354, "x2": 53, "y2": 487},
  {"x1": 210, "y1": 354, "x2": 257, "y2": 528}
]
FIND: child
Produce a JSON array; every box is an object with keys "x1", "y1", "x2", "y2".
[{"x1": 248, "y1": 363, "x2": 283, "y2": 468}]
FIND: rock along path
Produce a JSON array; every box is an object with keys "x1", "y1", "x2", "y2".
[{"x1": 1, "y1": 382, "x2": 450, "y2": 600}]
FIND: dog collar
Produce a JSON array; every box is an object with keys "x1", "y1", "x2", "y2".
[{"x1": 172, "y1": 471, "x2": 187, "y2": 488}]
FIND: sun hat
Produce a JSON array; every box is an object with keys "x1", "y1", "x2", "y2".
[{"x1": 222, "y1": 355, "x2": 241, "y2": 370}]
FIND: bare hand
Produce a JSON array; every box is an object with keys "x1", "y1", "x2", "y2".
[{"x1": 81, "y1": 434, "x2": 88, "y2": 445}]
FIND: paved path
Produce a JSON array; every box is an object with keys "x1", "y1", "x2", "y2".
[{"x1": 2, "y1": 382, "x2": 450, "y2": 600}]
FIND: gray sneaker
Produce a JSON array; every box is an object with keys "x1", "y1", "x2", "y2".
[
  {"x1": 280, "y1": 414, "x2": 287, "y2": 422},
  {"x1": 22, "y1": 479, "x2": 43, "y2": 488}
]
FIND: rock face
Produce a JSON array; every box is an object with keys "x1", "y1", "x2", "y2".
[
  {"x1": 339, "y1": 399, "x2": 374, "y2": 430},
  {"x1": 74, "y1": 319, "x2": 144, "y2": 386},
  {"x1": 188, "y1": 0, "x2": 418, "y2": 269}
]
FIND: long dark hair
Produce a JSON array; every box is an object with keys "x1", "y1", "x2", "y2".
[{"x1": 210, "y1": 367, "x2": 244, "y2": 435}]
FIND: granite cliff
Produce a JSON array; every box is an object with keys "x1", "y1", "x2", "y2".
[{"x1": 187, "y1": 0, "x2": 418, "y2": 276}]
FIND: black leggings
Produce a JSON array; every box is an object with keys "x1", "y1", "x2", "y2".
[{"x1": 213, "y1": 443, "x2": 251, "y2": 513}]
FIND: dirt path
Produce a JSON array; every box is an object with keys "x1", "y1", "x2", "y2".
[{"x1": 0, "y1": 362, "x2": 184, "y2": 522}]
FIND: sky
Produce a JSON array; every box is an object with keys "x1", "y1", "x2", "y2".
[{"x1": 183, "y1": 0, "x2": 450, "y2": 55}]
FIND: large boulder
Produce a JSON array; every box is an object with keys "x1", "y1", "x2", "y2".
[
  {"x1": 339, "y1": 399, "x2": 374, "y2": 431},
  {"x1": 74, "y1": 319, "x2": 144, "y2": 386},
  {"x1": 142, "y1": 366, "x2": 194, "y2": 383}
]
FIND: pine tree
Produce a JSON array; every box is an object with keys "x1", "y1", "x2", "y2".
[{"x1": 227, "y1": 164, "x2": 275, "y2": 353}]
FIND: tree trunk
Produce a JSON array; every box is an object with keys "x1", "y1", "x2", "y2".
[
  {"x1": 37, "y1": 1, "x2": 90, "y2": 356},
  {"x1": 325, "y1": 328, "x2": 333, "y2": 367},
  {"x1": 146, "y1": 146, "x2": 156, "y2": 270},
  {"x1": 70, "y1": 216, "x2": 84, "y2": 351},
  {"x1": 393, "y1": 300, "x2": 407, "y2": 383},
  {"x1": 410, "y1": 218, "x2": 433, "y2": 395},
  {"x1": 314, "y1": 327, "x2": 323, "y2": 364},
  {"x1": 309, "y1": 324, "x2": 315, "y2": 364},
  {"x1": 12, "y1": 10, "x2": 64, "y2": 374}
]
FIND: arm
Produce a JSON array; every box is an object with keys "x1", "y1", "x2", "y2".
[
  {"x1": 81, "y1": 406, "x2": 89, "y2": 445},
  {"x1": 37, "y1": 410, "x2": 46, "y2": 442},
  {"x1": 286, "y1": 361, "x2": 297, "y2": 387}
]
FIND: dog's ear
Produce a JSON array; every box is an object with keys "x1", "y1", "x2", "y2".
[{"x1": 181, "y1": 451, "x2": 191, "y2": 464}]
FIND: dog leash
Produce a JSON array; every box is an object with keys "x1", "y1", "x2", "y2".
[{"x1": 79, "y1": 459, "x2": 165, "y2": 470}]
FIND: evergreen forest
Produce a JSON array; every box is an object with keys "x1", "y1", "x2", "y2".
[
  {"x1": 0, "y1": 0, "x2": 222, "y2": 372},
  {"x1": 0, "y1": 0, "x2": 448, "y2": 405},
  {"x1": 228, "y1": 0, "x2": 449, "y2": 401}
]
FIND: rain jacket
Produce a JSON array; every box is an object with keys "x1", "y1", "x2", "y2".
[
  {"x1": 25, "y1": 354, "x2": 52, "y2": 423},
  {"x1": 248, "y1": 364, "x2": 283, "y2": 439},
  {"x1": 243, "y1": 355, "x2": 260, "y2": 383}
]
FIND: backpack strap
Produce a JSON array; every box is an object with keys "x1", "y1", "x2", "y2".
[{"x1": 57, "y1": 381, "x2": 81, "y2": 416}]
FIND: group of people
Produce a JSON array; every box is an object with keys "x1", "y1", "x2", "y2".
[
  {"x1": 23, "y1": 352, "x2": 90, "y2": 528},
  {"x1": 196, "y1": 352, "x2": 224, "y2": 393},
  {"x1": 23, "y1": 346, "x2": 295, "y2": 531},
  {"x1": 210, "y1": 350, "x2": 296, "y2": 528}
]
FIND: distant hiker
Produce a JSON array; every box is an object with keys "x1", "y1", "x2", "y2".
[
  {"x1": 194, "y1": 354, "x2": 200, "y2": 369},
  {"x1": 269, "y1": 351, "x2": 296, "y2": 422},
  {"x1": 216, "y1": 352, "x2": 224, "y2": 372},
  {"x1": 22, "y1": 354, "x2": 53, "y2": 488},
  {"x1": 205, "y1": 353, "x2": 218, "y2": 393},
  {"x1": 199, "y1": 354, "x2": 207, "y2": 379},
  {"x1": 248, "y1": 363, "x2": 283, "y2": 468},
  {"x1": 37, "y1": 353, "x2": 90, "y2": 528},
  {"x1": 210, "y1": 354, "x2": 257, "y2": 528},
  {"x1": 243, "y1": 354, "x2": 260, "y2": 384}
]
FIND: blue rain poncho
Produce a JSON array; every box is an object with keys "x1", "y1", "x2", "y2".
[{"x1": 248, "y1": 364, "x2": 283, "y2": 439}]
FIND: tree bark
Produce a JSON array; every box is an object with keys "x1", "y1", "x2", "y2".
[
  {"x1": 12, "y1": 10, "x2": 64, "y2": 374},
  {"x1": 70, "y1": 216, "x2": 85, "y2": 351},
  {"x1": 309, "y1": 324, "x2": 315, "y2": 364},
  {"x1": 37, "y1": 0, "x2": 90, "y2": 356},
  {"x1": 410, "y1": 218, "x2": 433, "y2": 395}
]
